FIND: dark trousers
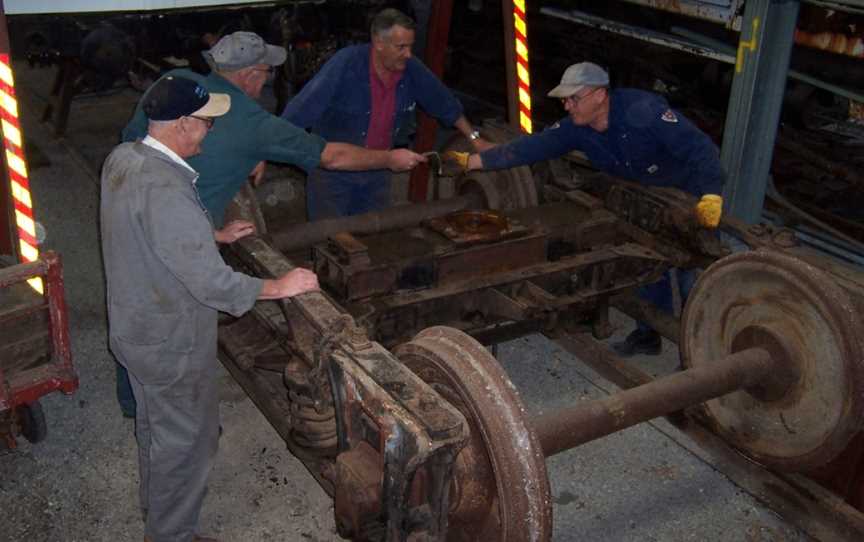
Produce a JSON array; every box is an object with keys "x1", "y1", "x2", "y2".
[{"x1": 636, "y1": 268, "x2": 697, "y2": 333}]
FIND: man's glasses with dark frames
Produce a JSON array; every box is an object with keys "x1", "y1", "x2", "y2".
[{"x1": 189, "y1": 115, "x2": 215, "y2": 130}]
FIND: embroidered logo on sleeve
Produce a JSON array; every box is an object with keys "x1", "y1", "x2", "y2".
[
  {"x1": 647, "y1": 164, "x2": 659, "y2": 174},
  {"x1": 661, "y1": 109, "x2": 678, "y2": 123}
]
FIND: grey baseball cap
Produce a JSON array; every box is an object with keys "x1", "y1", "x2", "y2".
[
  {"x1": 203, "y1": 31, "x2": 287, "y2": 71},
  {"x1": 547, "y1": 62, "x2": 609, "y2": 98}
]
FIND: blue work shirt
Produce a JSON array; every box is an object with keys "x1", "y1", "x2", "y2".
[
  {"x1": 122, "y1": 69, "x2": 327, "y2": 227},
  {"x1": 481, "y1": 89, "x2": 723, "y2": 197},
  {"x1": 281, "y1": 44, "x2": 465, "y2": 219}
]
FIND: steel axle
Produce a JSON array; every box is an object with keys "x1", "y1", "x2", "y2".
[{"x1": 533, "y1": 346, "x2": 778, "y2": 456}]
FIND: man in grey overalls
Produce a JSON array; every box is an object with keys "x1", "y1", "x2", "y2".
[{"x1": 101, "y1": 75, "x2": 319, "y2": 542}]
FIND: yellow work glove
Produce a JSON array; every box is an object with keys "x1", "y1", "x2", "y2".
[
  {"x1": 443, "y1": 150, "x2": 470, "y2": 170},
  {"x1": 695, "y1": 194, "x2": 723, "y2": 229}
]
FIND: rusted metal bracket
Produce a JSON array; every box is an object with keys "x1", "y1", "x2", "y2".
[{"x1": 220, "y1": 235, "x2": 469, "y2": 540}]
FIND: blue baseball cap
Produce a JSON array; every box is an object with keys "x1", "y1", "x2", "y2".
[{"x1": 143, "y1": 76, "x2": 230, "y2": 121}]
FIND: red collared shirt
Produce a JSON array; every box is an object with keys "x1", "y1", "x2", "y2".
[{"x1": 366, "y1": 52, "x2": 404, "y2": 150}]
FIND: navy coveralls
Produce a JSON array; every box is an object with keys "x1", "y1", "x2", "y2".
[
  {"x1": 282, "y1": 44, "x2": 465, "y2": 219},
  {"x1": 481, "y1": 88, "x2": 723, "y2": 329}
]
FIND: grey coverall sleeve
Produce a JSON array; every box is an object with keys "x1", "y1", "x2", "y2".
[{"x1": 143, "y1": 180, "x2": 262, "y2": 317}]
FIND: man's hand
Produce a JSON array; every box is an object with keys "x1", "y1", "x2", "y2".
[
  {"x1": 695, "y1": 194, "x2": 723, "y2": 229},
  {"x1": 248, "y1": 161, "x2": 267, "y2": 187},
  {"x1": 215, "y1": 220, "x2": 256, "y2": 244},
  {"x1": 387, "y1": 149, "x2": 427, "y2": 172},
  {"x1": 260, "y1": 268, "x2": 319, "y2": 299}
]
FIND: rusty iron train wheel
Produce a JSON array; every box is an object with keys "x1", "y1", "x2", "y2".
[
  {"x1": 441, "y1": 131, "x2": 538, "y2": 210},
  {"x1": 681, "y1": 250, "x2": 864, "y2": 471},
  {"x1": 395, "y1": 326, "x2": 552, "y2": 542}
]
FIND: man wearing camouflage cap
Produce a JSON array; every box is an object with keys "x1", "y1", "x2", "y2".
[{"x1": 452, "y1": 61, "x2": 725, "y2": 358}]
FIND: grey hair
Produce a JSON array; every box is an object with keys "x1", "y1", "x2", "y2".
[
  {"x1": 148, "y1": 119, "x2": 178, "y2": 130},
  {"x1": 370, "y1": 8, "x2": 415, "y2": 38}
]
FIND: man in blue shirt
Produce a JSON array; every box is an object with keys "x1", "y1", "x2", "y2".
[
  {"x1": 281, "y1": 8, "x2": 491, "y2": 220},
  {"x1": 454, "y1": 62, "x2": 725, "y2": 357}
]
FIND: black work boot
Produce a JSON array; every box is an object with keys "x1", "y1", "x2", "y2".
[{"x1": 612, "y1": 328, "x2": 662, "y2": 357}]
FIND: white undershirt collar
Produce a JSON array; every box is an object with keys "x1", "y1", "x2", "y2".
[{"x1": 142, "y1": 135, "x2": 198, "y2": 179}]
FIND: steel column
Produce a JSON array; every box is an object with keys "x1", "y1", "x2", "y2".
[
  {"x1": 720, "y1": 0, "x2": 800, "y2": 224},
  {"x1": 407, "y1": 0, "x2": 454, "y2": 203},
  {"x1": 501, "y1": 0, "x2": 520, "y2": 132},
  {"x1": 534, "y1": 347, "x2": 775, "y2": 456}
]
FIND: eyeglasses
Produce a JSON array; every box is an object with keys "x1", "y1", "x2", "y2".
[
  {"x1": 560, "y1": 87, "x2": 600, "y2": 106},
  {"x1": 252, "y1": 66, "x2": 275, "y2": 77},
  {"x1": 188, "y1": 115, "x2": 215, "y2": 130}
]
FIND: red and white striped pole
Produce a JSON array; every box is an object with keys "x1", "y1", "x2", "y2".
[
  {"x1": 0, "y1": 3, "x2": 42, "y2": 293},
  {"x1": 512, "y1": 0, "x2": 533, "y2": 134}
]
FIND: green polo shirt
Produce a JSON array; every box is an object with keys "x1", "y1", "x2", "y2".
[{"x1": 122, "y1": 69, "x2": 326, "y2": 227}]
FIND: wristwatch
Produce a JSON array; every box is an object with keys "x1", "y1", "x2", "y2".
[{"x1": 468, "y1": 129, "x2": 481, "y2": 141}]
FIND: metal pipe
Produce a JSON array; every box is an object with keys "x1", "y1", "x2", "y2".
[
  {"x1": 760, "y1": 210, "x2": 864, "y2": 268},
  {"x1": 541, "y1": 8, "x2": 734, "y2": 63},
  {"x1": 534, "y1": 347, "x2": 774, "y2": 457},
  {"x1": 671, "y1": 26, "x2": 864, "y2": 104},
  {"x1": 271, "y1": 193, "x2": 484, "y2": 252}
]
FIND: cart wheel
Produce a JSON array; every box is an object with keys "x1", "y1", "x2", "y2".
[{"x1": 16, "y1": 400, "x2": 48, "y2": 444}]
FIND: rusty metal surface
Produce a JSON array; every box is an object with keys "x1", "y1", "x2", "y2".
[
  {"x1": 328, "y1": 340, "x2": 467, "y2": 541},
  {"x1": 352, "y1": 242, "x2": 667, "y2": 347},
  {"x1": 304, "y1": 196, "x2": 671, "y2": 346},
  {"x1": 221, "y1": 142, "x2": 864, "y2": 536},
  {"x1": 533, "y1": 347, "x2": 775, "y2": 457},
  {"x1": 550, "y1": 329, "x2": 864, "y2": 542},
  {"x1": 222, "y1": 233, "x2": 474, "y2": 540},
  {"x1": 424, "y1": 209, "x2": 516, "y2": 245},
  {"x1": 394, "y1": 326, "x2": 552, "y2": 542},
  {"x1": 270, "y1": 193, "x2": 484, "y2": 254},
  {"x1": 681, "y1": 250, "x2": 864, "y2": 471}
]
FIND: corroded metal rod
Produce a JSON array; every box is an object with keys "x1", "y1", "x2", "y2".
[
  {"x1": 534, "y1": 347, "x2": 775, "y2": 457},
  {"x1": 272, "y1": 193, "x2": 484, "y2": 252}
]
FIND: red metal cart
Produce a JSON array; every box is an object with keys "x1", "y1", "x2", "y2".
[{"x1": 0, "y1": 251, "x2": 77, "y2": 449}]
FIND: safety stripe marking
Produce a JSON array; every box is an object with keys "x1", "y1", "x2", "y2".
[{"x1": 0, "y1": 54, "x2": 42, "y2": 294}]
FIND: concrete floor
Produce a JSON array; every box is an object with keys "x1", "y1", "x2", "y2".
[{"x1": 0, "y1": 62, "x2": 813, "y2": 541}]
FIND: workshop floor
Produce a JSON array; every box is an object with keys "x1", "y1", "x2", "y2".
[{"x1": 0, "y1": 62, "x2": 811, "y2": 542}]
